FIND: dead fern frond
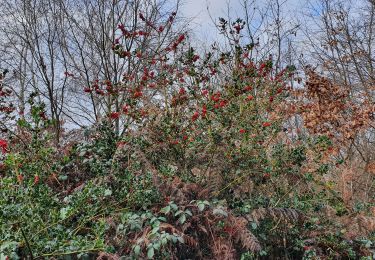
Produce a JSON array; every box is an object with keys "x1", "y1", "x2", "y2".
[
  {"x1": 247, "y1": 207, "x2": 305, "y2": 225},
  {"x1": 341, "y1": 215, "x2": 375, "y2": 239},
  {"x1": 159, "y1": 176, "x2": 201, "y2": 204},
  {"x1": 231, "y1": 216, "x2": 261, "y2": 252},
  {"x1": 96, "y1": 252, "x2": 121, "y2": 260},
  {"x1": 212, "y1": 237, "x2": 236, "y2": 260}
]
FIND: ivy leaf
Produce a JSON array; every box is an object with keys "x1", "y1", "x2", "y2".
[
  {"x1": 147, "y1": 247, "x2": 154, "y2": 259},
  {"x1": 178, "y1": 214, "x2": 186, "y2": 224},
  {"x1": 160, "y1": 205, "x2": 171, "y2": 214},
  {"x1": 158, "y1": 216, "x2": 167, "y2": 222},
  {"x1": 213, "y1": 208, "x2": 228, "y2": 217},
  {"x1": 170, "y1": 202, "x2": 178, "y2": 211},
  {"x1": 174, "y1": 210, "x2": 183, "y2": 216},
  {"x1": 151, "y1": 226, "x2": 159, "y2": 235},
  {"x1": 153, "y1": 241, "x2": 161, "y2": 250},
  {"x1": 198, "y1": 203, "x2": 205, "y2": 212},
  {"x1": 161, "y1": 237, "x2": 168, "y2": 245}
]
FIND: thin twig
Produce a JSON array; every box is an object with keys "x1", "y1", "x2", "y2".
[{"x1": 20, "y1": 226, "x2": 34, "y2": 260}]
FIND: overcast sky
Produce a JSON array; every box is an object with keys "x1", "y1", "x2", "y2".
[
  {"x1": 180, "y1": 0, "x2": 242, "y2": 42},
  {"x1": 180, "y1": 0, "x2": 310, "y2": 44}
]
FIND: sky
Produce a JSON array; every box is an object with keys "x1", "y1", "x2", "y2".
[
  {"x1": 180, "y1": 0, "x2": 243, "y2": 42},
  {"x1": 180, "y1": 0, "x2": 309, "y2": 44}
]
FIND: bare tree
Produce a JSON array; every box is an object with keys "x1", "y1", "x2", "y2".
[
  {"x1": 302, "y1": 0, "x2": 375, "y2": 98},
  {"x1": 0, "y1": 0, "x2": 184, "y2": 140},
  {"x1": 1, "y1": 0, "x2": 70, "y2": 143},
  {"x1": 301, "y1": 0, "x2": 375, "y2": 205},
  {"x1": 59, "y1": 0, "x2": 183, "y2": 134},
  {"x1": 210, "y1": 0, "x2": 300, "y2": 71}
]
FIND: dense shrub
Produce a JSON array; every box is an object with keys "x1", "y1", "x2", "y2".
[{"x1": 0, "y1": 9, "x2": 374, "y2": 260}]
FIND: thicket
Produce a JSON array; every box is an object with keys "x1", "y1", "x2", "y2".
[{"x1": 0, "y1": 2, "x2": 374, "y2": 260}]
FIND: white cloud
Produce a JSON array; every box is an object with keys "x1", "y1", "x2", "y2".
[
  {"x1": 181, "y1": 0, "x2": 243, "y2": 43},
  {"x1": 180, "y1": 0, "x2": 309, "y2": 46}
]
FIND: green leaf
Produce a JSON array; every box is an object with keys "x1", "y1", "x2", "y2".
[
  {"x1": 177, "y1": 236, "x2": 184, "y2": 244},
  {"x1": 17, "y1": 119, "x2": 29, "y2": 128},
  {"x1": 104, "y1": 189, "x2": 112, "y2": 196},
  {"x1": 147, "y1": 247, "x2": 154, "y2": 259},
  {"x1": 158, "y1": 216, "x2": 167, "y2": 222},
  {"x1": 152, "y1": 220, "x2": 160, "y2": 228},
  {"x1": 134, "y1": 245, "x2": 141, "y2": 256},
  {"x1": 59, "y1": 175, "x2": 68, "y2": 181},
  {"x1": 160, "y1": 205, "x2": 171, "y2": 214},
  {"x1": 213, "y1": 208, "x2": 228, "y2": 217},
  {"x1": 0, "y1": 241, "x2": 18, "y2": 251},
  {"x1": 178, "y1": 214, "x2": 186, "y2": 224},
  {"x1": 174, "y1": 210, "x2": 184, "y2": 216},
  {"x1": 170, "y1": 202, "x2": 178, "y2": 211},
  {"x1": 198, "y1": 203, "x2": 205, "y2": 212},
  {"x1": 151, "y1": 226, "x2": 159, "y2": 234},
  {"x1": 251, "y1": 222, "x2": 257, "y2": 229},
  {"x1": 161, "y1": 237, "x2": 168, "y2": 245},
  {"x1": 60, "y1": 207, "x2": 70, "y2": 220},
  {"x1": 153, "y1": 241, "x2": 160, "y2": 250}
]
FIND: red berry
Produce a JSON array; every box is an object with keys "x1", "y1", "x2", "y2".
[
  {"x1": 177, "y1": 34, "x2": 185, "y2": 43},
  {"x1": 122, "y1": 105, "x2": 129, "y2": 114},
  {"x1": 192, "y1": 111, "x2": 199, "y2": 121},
  {"x1": 262, "y1": 122, "x2": 271, "y2": 127},
  {"x1": 34, "y1": 175, "x2": 40, "y2": 185},
  {"x1": 202, "y1": 105, "x2": 207, "y2": 118},
  {"x1": 117, "y1": 141, "x2": 126, "y2": 148},
  {"x1": 109, "y1": 112, "x2": 120, "y2": 119},
  {"x1": 17, "y1": 174, "x2": 24, "y2": 183},
  {"x1": 179, "y1": 88, "x2": 186, "y2": 95},
  {"x1": 133, "y1": 91, "x2": 143, "y2": 98},
  {"x1": 0, "y1": 139, "x2": 8, "y2": 154},
  {"x1": 243, "y1": 86, "x2": 252, "y2": 92},
  {"x1": 246, "y1": 95, "x2": 254, "y2": 101}
]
